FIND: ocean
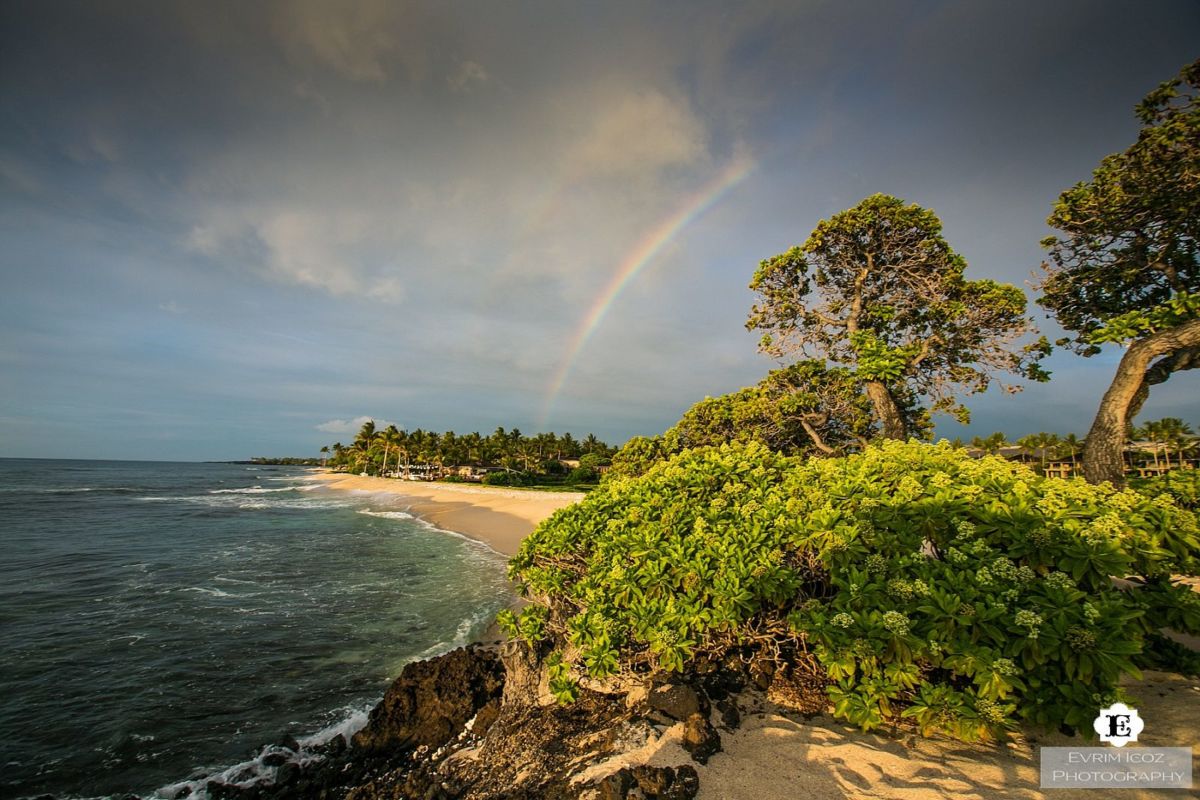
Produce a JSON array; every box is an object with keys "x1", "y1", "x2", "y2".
[{"x1": 0, "y1": 458, "x2": 513, "y2": 799}]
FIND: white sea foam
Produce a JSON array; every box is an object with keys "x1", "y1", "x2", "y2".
[
  {"x1": 410, "y1": 607, "x2": 497, "y2": 663},
  {"x1": 356, "y1": 509, "x2": 416, "y2": 521},
  {"x1": 209, "y1": 486, "x2": 300, "y2": 494},
  {"x1": 298, "y1": 704, "x2": 373, "y2": 749},
  {"x1": 137, "y1": 494, "x2": 350, "y2": 511},
  {"x1": 154, "y1": 703, "x2": 374, "y2": 800},
  {"x1": 181, "y1": 587, "x2": 234, "y2": 598},
  {"x1": 110, "y1": 634, "x2": 146, "y2": 645},
  {"x1": 213, "y1": 576, "x2": 259, "y2": 585}
]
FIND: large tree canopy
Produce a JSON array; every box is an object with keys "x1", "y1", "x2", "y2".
[
  {"x1": 748, "y1": 194, "x2": 1047, "y2": 439},
  {"x1": 1039, "y1": 59, "x2": 1200, "y2": 485},
  {"x1": 607, "y1": 361, "x2": 903, "y2": 479}
]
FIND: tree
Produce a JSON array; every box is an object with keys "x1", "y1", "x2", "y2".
[
  {"x1": 1140, "y1": 417, "x2": 1196, "y2": 470},
  {"x1": 1017, "y1": 432, "x2": 1059, "y2": 473},
  {"x1": 353, "y1": 420, "x2": 377, "y2": 472},
  {"x1": 669, "y1": 361, "x2": 886, "y2": 455},
  {"x1": 1134, "y1": 421, "x2": 1165, "y2": 469},
  {"x1": 320, "y1": 445, "x2": 329, "y2": 467},
  {"x1": 749, "y1": 194, "x2": 1048, "y2": 439},
  {"x1": 1056, "y1": 433, "x2": 1083, "y2": 471},
  {"x1": 379, "y1": 425, "x2": 401, "y2": 475},
  {"x1": 1039, "y1": 60, "x2": 1200, "y2": 485},
  {"x1": 970, "y1": 431, "x2": 1008, "y2": 455},
  {"x1": 606, "y1": 361, "x2": 888, "y2": 480}
]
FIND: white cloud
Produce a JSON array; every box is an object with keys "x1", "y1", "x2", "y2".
[
  {"x1": 315, "y1": 415, "x2": 400, "y2": 434},
  {"x1": 255, "y1": 209, "x2": 368, "y2": 295},
  {"x1": 365, "y1": 276, "x2": 406, "y2": 304},
  {"x1": 187, "y1": 208, "x2": 407, "y2": 304},
  {"x1": 158, "y1": 300, "x2": 185, "y2": 314},
  {"x1": 447, "y1": 60, "x2": 489, "y2": 93},
  {"x1": 272, "y1": 0, "x2": 435, "y2": 83},
  {"x1": 565, "y1": 89, "x2": 708, "y2": 178}
]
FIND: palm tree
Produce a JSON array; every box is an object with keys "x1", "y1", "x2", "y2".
[
  {"x1": 1178, "y1": 435, "x2": 1199, "y2": 469},
  {"x1": 971, "y1": 431, "x2": 1007, "y2": 455},
  {"x1": 1135, "y1": 420, "x2": 1165, "y2": 469},
  {"x1": 560, "y1": 432, "x2": 578, "y2": 459},
  {"x1": 320, "y1": 445, "x2": 329, "y2": 467},
  {"x1": 462, "y1": 431, "x2": 484, "y2": 466},
  {"x1": 379, "y1": 425, "x2": 401, "y2": 476},
  {"x1": 1155, "y1": 418, "x2": 1196, "y2": 470},
  {"x1": 1035, "y1": 432, "x2": 1060, "y2": 473},
  {"x1": 353, "y1": 419, "x2": 378, "y2": 472},
  {"x1": 1057, "y1": 434, "x2": 1082, "y2": 471}
]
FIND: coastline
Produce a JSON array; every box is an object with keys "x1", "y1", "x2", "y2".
[{"x1": 308, "y1": 470, "x2": 584, "y2": 557}]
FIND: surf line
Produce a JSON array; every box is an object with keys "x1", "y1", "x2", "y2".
[{"x1": 539, "y1": 157, "x2": 755, "y2": 427}]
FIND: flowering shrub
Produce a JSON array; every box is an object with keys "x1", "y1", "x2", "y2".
[
  {"x1": 504, "y1": 441, "x2": 1200, "y2": 739},
  {"x1": 1131, "y1": 469, "x2": 1200, "y2": 512}
]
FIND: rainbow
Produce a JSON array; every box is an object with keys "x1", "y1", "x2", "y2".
[{"x1": 539, "y1": 157, "x2": 756, "y2": 426}]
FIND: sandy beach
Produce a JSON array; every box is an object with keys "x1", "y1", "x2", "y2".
[{"x1": 308, "y1": 471, "x2": 584, "y2": 556}]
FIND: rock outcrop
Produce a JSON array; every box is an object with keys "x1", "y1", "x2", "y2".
[
  {"x1": 193, "y1": 641, "x2": 713, "y2": 800},
  {"x1": 352, "y1": 645, "x2": 505, "y2": 754}
]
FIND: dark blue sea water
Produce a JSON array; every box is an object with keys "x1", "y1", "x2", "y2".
[{"x1": 0, "y1": 459, "x2": 512, "y2": 799}]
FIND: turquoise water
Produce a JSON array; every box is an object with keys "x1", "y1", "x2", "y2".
[{"x1": 0, "y1": 459, "x2": 512, "y2": 799}]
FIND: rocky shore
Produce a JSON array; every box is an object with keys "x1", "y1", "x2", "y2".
[{"x1": 170, "y1": 639, "x2": 755, "y2": 800}]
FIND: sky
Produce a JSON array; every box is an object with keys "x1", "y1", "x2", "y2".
[{"x1": 1, "y1": 1, "x2": 1197, "y2": 461}]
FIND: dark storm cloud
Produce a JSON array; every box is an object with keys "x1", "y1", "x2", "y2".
[{"x1": 0, "y1": 1, "x2": 1196, "y2": 459}]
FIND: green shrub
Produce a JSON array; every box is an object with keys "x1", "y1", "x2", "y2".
[
  {"x1": 508, "y1": 440, "x2": 1200, "y2": 740},
  {"x1": 483, "y1": 470, "x2": 534, "y2": 486},
  {"x1": 1131, "y1": 469, "x2": 1200, "y2": 511},
  {"x1": 567, "y1": 466, "x2": 600, "y2": 485},
  {"x1": 604, "y1": 361, "x2": 929, "y2": 481}
]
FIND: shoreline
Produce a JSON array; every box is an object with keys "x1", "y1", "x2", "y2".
[
  {"x1": 307, "y1": 471, "x2": 580, "y2": 646},
  {"x1": 307, "y1": 470, "x2": 584, "y2": 557}
]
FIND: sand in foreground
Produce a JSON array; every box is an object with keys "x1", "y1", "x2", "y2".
[
  {"x1": 309, "y1": 472, "x2": 583, "y2": 556},
  {"x1": 623, "y1": 670, "x2": 1197, "y2": 800}
]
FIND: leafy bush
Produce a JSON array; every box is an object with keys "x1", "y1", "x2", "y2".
[
  {"x1": 605, "y1": 361, "x2": 909, "y2": 480},
  {"x1": 506, "y1": 440, "x2": 1200, "y2": 739},
  {"x1": 578, "y1": 453, "x2": 609, "y2": 471},
  {"x1": 567, "y1": 466, "x2": 600, "y2": 485},
  {"x1": 483, "y1": 471, "x2": 535, "y2": 487},
  {"x1": 541, "y1": 459, "x2": 569, "y2": 476},
  {"x1": 1131, "y1": 469, "x2": 1200, "y2": 511}
]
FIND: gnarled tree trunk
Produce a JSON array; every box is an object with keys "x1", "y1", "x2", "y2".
[
  {"x1": 1125, "y1": 345, "x2": 1200, "y2": 430},
  {"x1": 865, "y1": 380, "x2": 907, "y2": 440},
  {"x1": 1082, "y1": 319, "x2": 1200, "y2": 485}
]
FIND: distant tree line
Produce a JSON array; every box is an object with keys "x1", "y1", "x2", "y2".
[
  {"x1": 323, "y1": 420, "x2": 615, "y2": 486},
  {"x1": 955, "y1": 418, "x2": 1198, "y2": 473}
]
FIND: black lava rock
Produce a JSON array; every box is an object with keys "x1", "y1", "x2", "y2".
[{"x1": 647, "y1": 684, "x2": 701, "y2": 721}]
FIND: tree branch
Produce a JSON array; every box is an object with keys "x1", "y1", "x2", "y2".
[
  {"x1": 1127, "y1": 344, "x2": 1200, "y2": 427},
  {"x1": 798, "y1": 413, "x2": 837, "y2": 455}
]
